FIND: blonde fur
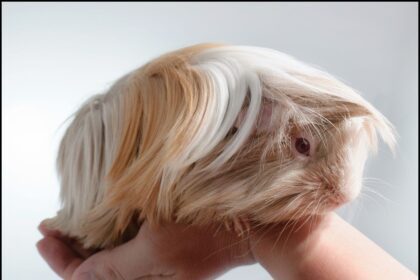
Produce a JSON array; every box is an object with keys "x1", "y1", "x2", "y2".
[{"x1": 45, "y1": 43, "x2": 396, "y2": 249}]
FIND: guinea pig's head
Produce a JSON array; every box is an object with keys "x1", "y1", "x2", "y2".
[{"x1": 57, "y1": 43, "x2": 396, "y2": 241}]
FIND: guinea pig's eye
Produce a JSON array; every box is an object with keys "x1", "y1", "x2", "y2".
[{"x1": 295, "y1": 137, "x2": 311, "y2": 156}]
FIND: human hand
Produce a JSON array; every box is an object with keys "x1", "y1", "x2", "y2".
[
  {"x1": 38, "y1": 212, "x2": 415, "y2": 280},
  {"x1": 36, "y1": 220, "x2": 255, "y2": 280},
  {"x1": 248, "y1": 213, "x2": 417, "y2": 280}
]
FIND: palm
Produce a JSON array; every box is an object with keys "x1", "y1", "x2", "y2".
[{"x1": 37, "y1": 220, "x2": 254, "y2": 280}]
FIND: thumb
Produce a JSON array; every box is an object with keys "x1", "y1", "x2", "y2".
[{"x1": 71, "y1": 234, "x2": 175, "y2": 280}]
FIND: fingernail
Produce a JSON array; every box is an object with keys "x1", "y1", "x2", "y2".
[{"x1": 35, "y1": 239, "x2": 43, "y2": 250}]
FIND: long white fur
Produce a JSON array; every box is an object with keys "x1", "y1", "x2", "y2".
[{"x1": 173, "y1": 45, "x2": 395, "y2": 171}]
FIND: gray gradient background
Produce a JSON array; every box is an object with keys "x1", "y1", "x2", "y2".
[{"x1": 2, "y1": 2, "x2": 418, "y2": 279}]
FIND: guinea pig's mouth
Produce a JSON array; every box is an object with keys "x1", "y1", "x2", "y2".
[
  {"x1": 325, "y1": 189, "x2": 352, "y2": 211},
  {"x1": 319, "y1": 184, "x2": 354, "y2": 212}
]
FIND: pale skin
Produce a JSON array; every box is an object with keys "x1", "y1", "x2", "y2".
[{"x1": 37, "y1": 213, "x2": 417, "y2": 280}]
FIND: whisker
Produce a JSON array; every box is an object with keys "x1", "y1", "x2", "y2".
[
  {"x1": 363, "y1": 177, "x2": 393, "y2": 189},
  {"x1": 279, "y1": 200, "x2": 315, "y2": 253},
  {"x1": 358, "y1": 190, "x2": 386, "y2": 210},
  {"x1": 362, "y1": 185, "x2": 398, "y2": 206}
]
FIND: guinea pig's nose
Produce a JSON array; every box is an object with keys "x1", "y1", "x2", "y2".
[{"x1": 325, "y1": 191, "x2": 351, "y2": 210}]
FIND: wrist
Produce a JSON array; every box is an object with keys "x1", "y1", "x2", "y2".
[{"x1": 249, "y1": 213, "x2": 335, "y2": 279}]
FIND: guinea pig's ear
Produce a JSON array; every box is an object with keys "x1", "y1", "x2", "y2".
[
  {"x1": 234, "y1": 99, "x2": 275, "y2": 133},
  {"x1": 311, "y1": 95, "x2": 396, "y2": 154},
  {"x1": 321, "y1": 99, "x2": 372, "y2": 123}
]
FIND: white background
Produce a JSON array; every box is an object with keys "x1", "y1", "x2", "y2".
[{"x1": 2, "y1": 2, "x2": 418, "y2": 279}]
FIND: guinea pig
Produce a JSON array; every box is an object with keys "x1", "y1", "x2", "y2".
[{"x1": 44, "y1": 43, "x2": 396, "y2": 249}]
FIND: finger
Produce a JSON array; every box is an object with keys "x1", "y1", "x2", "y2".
[
  {"x1": 37, "y1": 236, "x2": 83, "y2": 280},
  {"x1": 72, "y1": 234, "x2": 174, "y2": 280},
  {"x1": 38, "y1": 222, "x2": 96, "y2": 259}
]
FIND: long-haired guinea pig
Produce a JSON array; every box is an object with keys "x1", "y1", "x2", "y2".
[{"x1": 44, "y1": 43, "x2": 396, "y2": 249}]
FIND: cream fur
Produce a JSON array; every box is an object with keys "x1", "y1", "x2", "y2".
[{"x1": 45, "y1": 43, "x2": 396, "y2": 249}]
